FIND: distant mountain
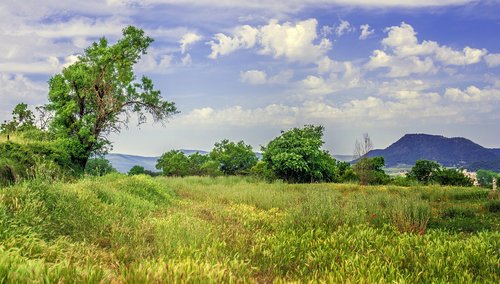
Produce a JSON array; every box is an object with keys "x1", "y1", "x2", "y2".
[
  {"x1": 106, "y1": 153, "x2": 159, "y2": 173},
  {"x1": 364, "y1": 134, "x2": 500, "y2": 171}
]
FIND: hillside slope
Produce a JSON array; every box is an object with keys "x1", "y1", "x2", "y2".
[{"x1": 365, "y1": 134, "x2": 500, "y2": 171}]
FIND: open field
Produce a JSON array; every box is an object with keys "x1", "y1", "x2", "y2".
[{"x1": 0, "y1": 175, "x2": 499, "y2": 282}]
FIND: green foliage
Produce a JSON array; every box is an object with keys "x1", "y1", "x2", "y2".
[
  {"x1": 406, "y1": 160, "x2": 474, "y2": 187},
  {"x1": 390, "y1": 175, "x2": 419, "y2": 187},
  {"x1": 485, "y1": 200, "x2": 500, "y2": 213},
  {"x1": 407, "y1": 160, "x2": 441, "y2": 184},
  {"x1": 47, "y1": 26, "x2": 178, "y2": 169},
  {"x1": 156, "y1": 150, "x2": 190, "y2": 177},
  {"x1": 250, "y1": 161, "x2": 277, "y2": 181},
  {"x1": 433, "y1": 168, "x2": 473, "y2": 186},
  {"x1": 0, "y1": 103, "x2": 36, "y2": 135},
  {"x1": 0, "y1": 140, "x2": 77, "y2": 185},
  {"x1": 442, "y1": 206, "x2": 476, "y2": 218},
  {"x1": 209, "y1": 139, "x2": 257, "y2": 175},
  {"x1": 334, "y1": 160, "x2": 357, "y2": 182},
  {"x1": 128, "y1": 165, "x2": 146, "y2": 175},
  {"x1": 0, "y1": 159, "x2": 17, "y2": 187},
  {"x1": 199, "y1": 160, "x2": 222, "y2": 177},
  {"x1": 84, "y1": 157, "x2": 116, "y2": 176},
  {"x1": 352, "y1": 157, "x2": 389, "y2": 185},
  {"x1": 477, "y1": 169, "x2": 499, "y2": 188},
  {"x1": 187, "y1": 152, "x2": 210, "y2": 175},
  {"x1": 262, "y1": 125, "x2": 337, "y2": 183},
  {"x1": 128, "y1": 165, "x2": 160, "y2": 177}
]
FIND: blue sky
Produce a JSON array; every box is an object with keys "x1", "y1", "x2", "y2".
[{"x1": 1, "y1": 0, "x2": 499, "y2": 155}]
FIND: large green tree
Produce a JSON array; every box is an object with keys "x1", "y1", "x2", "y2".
[
  {"x1": 210, "y1": 139, "x2": 258, "y2": 175},
  {"x1": 262, "y1": 125, "x2": 337, "y2": 183},
  {"x1": 156, "y1": 150, "x2": 190, "y2": 177},
  {"x1": 47, "y1": 26, "x2": 178, "y2": 169}
]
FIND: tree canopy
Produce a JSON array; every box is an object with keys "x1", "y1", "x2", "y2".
[
  {"x1": 407, "y1": 160, "x2": 441, "y2": 184},
  {"x1": 209, "y1": 139, "x2": 258, "y2": 175},
  {"x1": 262, "y1": 125, "x2": 337, "y2": 183},
  {"x1": 47, "y1": 26, "x2": 178, "y2": 169}
]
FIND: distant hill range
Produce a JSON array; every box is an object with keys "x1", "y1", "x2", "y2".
[
  {"x1": 364, "y1": 134, "x2": 500, "y2": 171},
  {"x1": 106, "y1": 150, "x2": 354, "y2": 173}
]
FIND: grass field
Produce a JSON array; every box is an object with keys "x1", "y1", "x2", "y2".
[{"x1": 0, "y1": 174, "x2": 499, "y2": 282}]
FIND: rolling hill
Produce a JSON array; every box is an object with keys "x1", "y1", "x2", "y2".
[{"x1": 364, "y1": 134, "x2": 500, "y2": 171}]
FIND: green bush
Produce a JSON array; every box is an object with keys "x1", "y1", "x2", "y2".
[{"x1": 485, "y1": 200, "x2": 500, "y2": 213}]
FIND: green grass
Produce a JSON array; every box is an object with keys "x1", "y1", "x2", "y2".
[{"x1": 1, "y1": 175, "x2": 499, "y2": 282}]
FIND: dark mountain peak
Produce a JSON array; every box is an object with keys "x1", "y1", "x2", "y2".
[{"x1": 365, "y1": 133, "x2": 500, "y2": 171}]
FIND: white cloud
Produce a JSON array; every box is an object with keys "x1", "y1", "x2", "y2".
[
  {"x1": 178, "y1": 104, "x2": 300, "y2": 127},
  {"x1": 179, "y1": 32, "x2": 202, "y2": 54},
  {"x1": 300, "y1": 60, "x2": 364, "y2": 96},
  {"x1": 208, "y1": 25, "x2": 259, "y2": 59},
  {"x1": 365, "y1": 22, "x2": 489, "y2": 77},
  {"x1": 0, "y1": 73, "x2": 47, "y2": 121},
  {"x1": 359, "y1": 24, "x2": 374, "y2": 40},
  {"x1": 365, "y1": 50, "x2": 437, "y2": 77},
  {"x1": 335, "y1": 20, "x2": 355, "y2": 37},
  {"x1": 240, "y1": 69, "x2": 294, "y2": 85},
  {"x1": 445, "y1": 85, "x2": 500, "y2": 102},
  {"x1": 259, "y1": 19, "x2": 331, "y2": 63},
  {"x1": 485, "y1": 53, "x2": 500, "y2": 67},
  {"x1": 135, "y1": 53, "x2": 173, "y2": 73},
  {"x1": 240, "y1": 70, "x2": 267, "y2": 85},
  {"x1": 209, "y1": 19, "x2": 332, "y2": 63},
  {"x1": 381, "y1": 22, "x2": 487, "y2": 66}
]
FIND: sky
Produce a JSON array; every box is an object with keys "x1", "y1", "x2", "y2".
[{"x1": 1, "y1": 0, "x2": 500, "y2": 156}]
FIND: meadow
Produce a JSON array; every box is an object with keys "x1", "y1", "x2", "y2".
[{"x1": 0, "y1": 174, "x2": 499, "y2": 283}]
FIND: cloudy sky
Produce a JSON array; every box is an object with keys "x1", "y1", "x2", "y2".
[{"x1": 1, "y1": 0, "x2": 500, "y2": 156}]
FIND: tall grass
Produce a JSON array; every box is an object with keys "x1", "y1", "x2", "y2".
[{"x1": 0, "y1": 175, "x2": 498, "y2": 283}]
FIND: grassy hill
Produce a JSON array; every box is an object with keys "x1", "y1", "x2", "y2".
[{"x1": 0, "y1": 175, "x2": 498, "y2": 282}]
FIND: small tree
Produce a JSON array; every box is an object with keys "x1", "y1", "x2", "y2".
[
  {"x1": 262, "y1": 125, "x2": 337, "y2": 183},
  {"x1": 210, "y1": 139, "x2": 257, "y2": 175},
  {"x1": 128, "y1": 165, "x2": 146, "y2": 176},
  {"x1": 12, "y1": 103, "x2": 35, "y2": 130},
  {"x1": 84, "y1": 157, "x2": 116, "y2": 176},
  {"x1": 407, "y1": 160, "x2": 441, "y2": 184},
  {"x1": 0, "y1": 103, "x2": 36, "y2": 136},
  {"x1": 352, "y1": 157, "x2": 389, "y2": 185},
  {"x1": 156, "y1": 150, "x2": 190, "y2": 177}
]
